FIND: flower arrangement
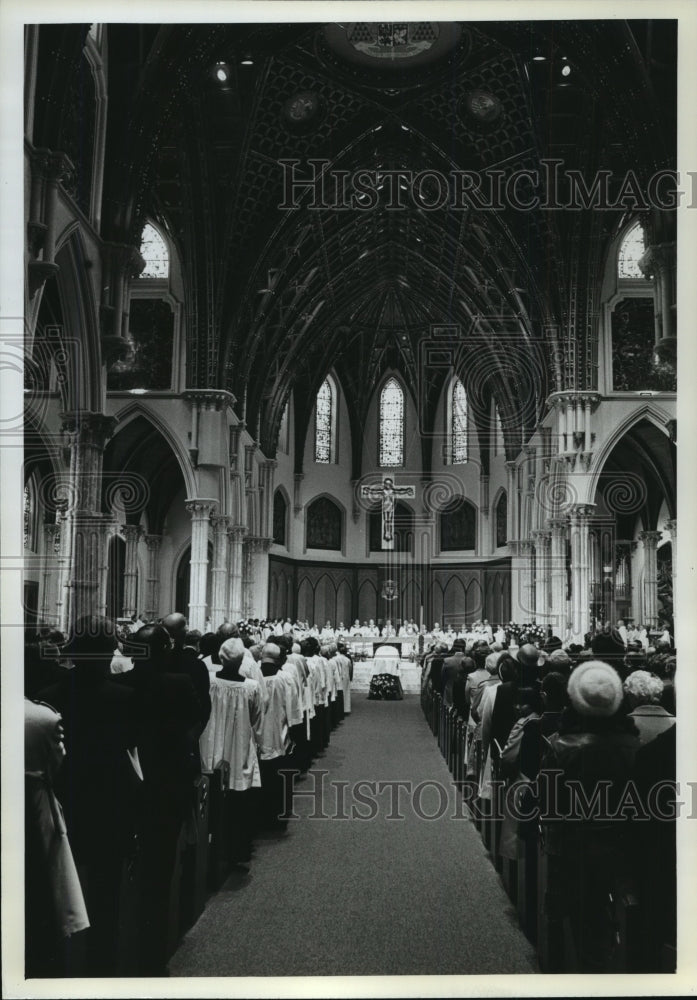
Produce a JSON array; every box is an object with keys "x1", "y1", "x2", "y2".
[
  {"x1": 506, "y1": 622, "x2": 549, "y2": 646},
  {"x1": 367, "y1": 674, "x2": 404, "y2": 701}
]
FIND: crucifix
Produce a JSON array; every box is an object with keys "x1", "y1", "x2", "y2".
[{"x1": 361, "y1": 477, "x2": 416, "y2": 550}]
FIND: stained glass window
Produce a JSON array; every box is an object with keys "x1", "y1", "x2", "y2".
[
  {"x1": 379, "y1": 377, "x2": 404, "y2": 467},
  {"x1": 315, "y1": 379, "x2": 332, "y2": 463},
  {"x1": 273, "y1": 490, "x2": 287, "y2": 545},
  {"x1": 139, "y1": 223, "x2": 169, "y2": 279},
  {"x1": 452, "y1": 379, "x2": 468, "y2": 463},
  {"x1": 618, "y1": 222, "x2": 646, "y2": 279},
  {"x1": 496, "y1": 492, "x2": 507, "y2": 547}
]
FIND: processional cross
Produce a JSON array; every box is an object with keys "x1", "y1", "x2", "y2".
[{"x1": 361, "y1": 477, "x2": 416, "y2": 550}]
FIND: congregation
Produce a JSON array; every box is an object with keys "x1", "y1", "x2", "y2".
[
  {"x1": 420, "y1": 624, "x2": 677, "y2": 973},
  {"x1": 24, "y1": 611, "x2": 354, "y2": 978}
]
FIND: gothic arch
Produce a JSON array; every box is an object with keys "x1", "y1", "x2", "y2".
[
  {"x1": 587, "y1": 403, "x2": 673, "y2": 504},
  {"x1": 111, "y1": 401, "x2": 197, "y2": 497}
]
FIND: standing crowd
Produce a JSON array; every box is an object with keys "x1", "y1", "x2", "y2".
[{"x1": 24, "y1": 613, "x2": 353, "y2": 978}]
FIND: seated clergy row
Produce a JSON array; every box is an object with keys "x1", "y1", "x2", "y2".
[{"x1": 24, "y1": 614, "x2": 353, "y2": 978}]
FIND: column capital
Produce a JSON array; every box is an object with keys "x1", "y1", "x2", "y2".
[
  {"x1": 531, "y1": 529, "x2": 551, "y2": 547},
  {"x1": 101, "y1": 240, "x2": 145, "y2": 279},
  {"x1": 185, "y1": 498, "x2": 217, "y2": 517},
  {"x1": 260, "y1": 458, "x2": 278, "y2": 471},
  {"x1": 638, "y1": 529, "x2": 663, "y2": 547},
  {"x1": 246, "y1": 535, "x2": 272, "y2": 554},
  {"x1": 229, "y1": 524, "x2": 247, "y2": 540},
  {"x1": 210, "y1": 514, "x2": 231, "y2": 531},
  {"x1": 120, "y1": 523, "x2": 143, "y2": 542},
  {"x1": 568, "y1": 502, "x2": 596, "y2": 521},
  {"x1": 664, "y1": 519, "x2": 676, "y2": 537},
  {"x1": 519, "y1": 539, "x2": 535, "y2": 555},
  {"x1": 143, "y1": 533, "x2": 163, "y2": 550},
  {"x1": 60, "y1": 411, "x2": 116, "y2": 450},
  {"x1": 547, "y1": 517, "x2": 568, "y2": 532}
]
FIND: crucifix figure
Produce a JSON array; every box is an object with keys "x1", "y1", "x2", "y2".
[{"x1": 361, "y1": 477, "x2": 416, "y2": 549}]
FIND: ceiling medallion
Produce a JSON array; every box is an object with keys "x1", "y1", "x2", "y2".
[
  {"x1": 323, "y1": 22, "x2": 462, "y2": 74},
  {"x1": 460, "y1": 90, "x2": 503, "y2": 127},
  {"x1": 282, "y1": 91, "x2": 322, "y2": 130}
]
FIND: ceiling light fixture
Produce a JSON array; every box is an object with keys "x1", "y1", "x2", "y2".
[
  {"x1": 532, "y1": 54, "x2": 546, "y2": 62},
  {"x1": 214, "y1": 62, "x2": 229, "y2": 82},
  {"x1": 241, "y1": 53, "x2": 254, "y2": 66},
  {"x1": 561, "y1": 64, "x2": 571, "y2": 77}
]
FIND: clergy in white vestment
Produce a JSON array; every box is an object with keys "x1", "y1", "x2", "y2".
[
  {"x1": 350, "y1": 620, "x2": 361, "y2": 636},
  {"x1": 320, "y1": 621, "x2": 335, "y2": 640},
  {"x1": 382, "y1": 620, "x2": 396, "y2": 638},
  {"x1": 258, "y1": 643, "x2": 293, "y2": 829},
  {"x1": 367, "y1": 619, "x2": 380, "y2": 637},
  {"x1": 239, "y1": 646, "x2": 269, "y2": 706},
  {"x1": 200, "y1": 639, "x2": 262, "y2": 791},
  {"x1": 617, "y1": 619, "x2": 629, "y2": 647}
]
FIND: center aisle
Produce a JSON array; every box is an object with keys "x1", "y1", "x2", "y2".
[{"x1": 169, "y1": 695, "x2": 538, "y2": 977}]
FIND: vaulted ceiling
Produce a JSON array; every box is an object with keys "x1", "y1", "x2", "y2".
[{"x1": 33, "y1": 20, "x2": 676, "y2": 474}]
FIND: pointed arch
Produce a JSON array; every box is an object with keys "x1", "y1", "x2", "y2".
[
  {"x1": 587, "y1": 404, "x2": 673, "y2": 504},
  {"x1": 111, "y1": 402, "x2": 197, "y2": 497},
  {"x1": 272, "y1": 486, "x2": 290, "y2": 547}
]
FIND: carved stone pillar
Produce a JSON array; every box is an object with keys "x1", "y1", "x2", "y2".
[
  {"x1": 40, "y1": 522, "x2": 61, "y2": 624},
  {"x1": 143, "y1": 534, "x2": 163, "y2": 621},
  {"x1": 505, "y1": 461, "x2": 518, "y2": 544},
  {"x1": 568, "y1": 504, "x2": 596, "y2": 641},
  {"x1": 185, "y1": 499, "x2": 216, "y2": 632},
  {"x1": 532, "y1": 530, "x2": 551, "y2": 624},
  {"x1": 259, "y1": 460, "x2": 277, "y2": 539},
  {"x1": 549, "y1": 518, "x2": 568, "y2": 637},
  {"x1": 639, "y1": 530, "x2": 663, "y2": 629},
  {"x1": 246, "y1": 535, "x2": 272, "y2": 620},
  {"x1": 519, "y1": 540, "x2": 535, "y2": 621},
  {"x1": 479, "y1": 474, "x2": 490, "y2": 556},
  {"x1": 120, "y1": 524, "x2": 142, "y2": 618},
  {"x1": 210, "y1": 514, "x2": 231, "y2": 629},
  {"x1": 664, "y1": 518, "x2": 676, "y2": 608},
  {"x1": 228, "y1": 525, "x2": 246, "y2": 622},
  {"x1": 60, "y1": 412, "x2": 115, "y2": 634}
]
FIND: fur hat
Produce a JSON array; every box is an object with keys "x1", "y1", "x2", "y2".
[{"x1": 568, "y1": 660, "x2": 623, "y2": 718}]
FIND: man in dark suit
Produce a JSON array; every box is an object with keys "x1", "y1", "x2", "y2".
[
  {"x1": 39, "y1": 615, "x2": 139, "y2": 975},
  {"x1": 440, "y1": 638, "x2": 467, "y2": 706},
  {"x1": 119, "y1": 623, "x2": 201, "y2": 976},
  {"x1": 162, "y1": 612, "x2": 212, "y2": 738}
]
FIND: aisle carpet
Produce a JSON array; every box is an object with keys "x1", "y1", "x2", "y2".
[{"x1": 169, "y1": 695, "x2": 538, "y2": 977}]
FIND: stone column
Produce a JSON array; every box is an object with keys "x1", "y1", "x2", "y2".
[
  {"x1": 185, "y1": 499, "x2": 216, "y2": 632},
  {"x1": 568, "y1": 504, "x2": 596, "y2": 641},
  {"x1": 519, "y1": 540, "x2": 535, "y2": 621},
  {"x1": 242, "y1": 538, "x2": 254, "y2": 619},
  {"x1": 664, "y1": 519, "x2": 676, "y2": 611},
  {"x1": 40, "y1": 522, "x2": 61, "y2": 624},
  {"x1": 639, "y1": 530, "x2": 663, "y2": 629},
  {"x1": 210, "y1": 514, "x2": 231, "y2": 629},
  {"x1": 143, "y1": 534, "x2": 163, "y2": 621},
  {"x1": 60, "y1": 412, "x2": 115, "y2": 634},
  {"x1": 121, "y1": 524, "x2": 142, "y2": 618},
  {"x1": 259, "y1": 460, "x2": 277, "y2": 540},
  {"x1": 549, "y1": 518, "x2": 568, "y2": 638},
  {"x1": 532, "y1": 530, "x2": 551, "y2": 624},
  {"x1": 505, "y1": 461, "x2": 518, "y2": 544},
  {"x1": 248, "y1": 535, "x2": 272, "y2": 619},
  {"x1": 293, "y1": 473, "x2": 304, "y2": 518},
  {"x1": 479, "y1": 474, "x2": 490, "y2": 556},
  {"x1": 228, "y1": 525, "x2": 246, "y2": 622}
]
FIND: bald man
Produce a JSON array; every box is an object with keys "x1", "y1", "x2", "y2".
[{"x1": 163, "y1": 612, "x2": 211, "y2": 738}]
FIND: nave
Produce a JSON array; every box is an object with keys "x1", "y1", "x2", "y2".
[{"x1": 169, "y1": 695, "x2": 537, "y2": 978}]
